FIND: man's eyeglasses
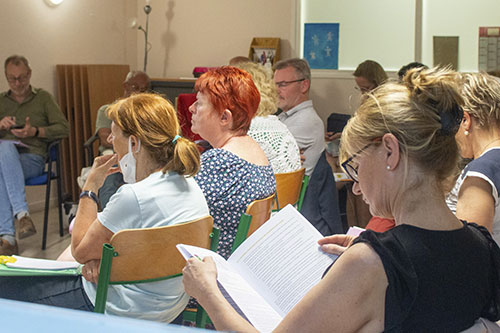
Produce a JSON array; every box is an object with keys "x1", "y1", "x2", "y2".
[
  {"x1": 341, "y1": 141, "x2": 379, "y2": 183},
  {"x1": 275, "y1": 78, "x2": 305, "y2": 88},
  {"x1": 6, "y1": 73, "x2": 30, "y2": 84}
]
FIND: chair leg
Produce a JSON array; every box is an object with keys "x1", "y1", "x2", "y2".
[
  {"x1": 56, "y1": 159, "x2": 63, "y2": 237},
  {"x1": 42, "y1": 175, "x2": 51, "y2": 250},
  {"x1": 42, "y1": 160, "x2": 53, "y2": 250}
]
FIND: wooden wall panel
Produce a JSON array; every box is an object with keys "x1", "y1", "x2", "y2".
[{"x1": 56, "y1": 64, "x2": 130, "y2": 202}]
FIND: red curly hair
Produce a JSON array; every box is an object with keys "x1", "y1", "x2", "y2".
[{"x1": 195, "y1": 66, "x2": 260, "y2": 133}]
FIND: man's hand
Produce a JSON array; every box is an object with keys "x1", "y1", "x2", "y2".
[
  {"x1": 0, "y1": 116, "x2": 16, "y2": 131},
  {"x1": 325, "y1": 131, "x2": 342, "y2": 142},
  {"x1": 10, "y1": 117, "x2": 36, "y2": 138},
  {"x1": 299, "y1": 149, "x2": 306, "y2": 165}
]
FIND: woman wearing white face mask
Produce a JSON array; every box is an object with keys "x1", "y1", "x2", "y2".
[{"x1": 0, "y1": 93, "x2": 209, "y2": 323}]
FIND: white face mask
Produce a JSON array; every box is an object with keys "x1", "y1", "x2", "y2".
[{"x1": 119, "y1": 137, "x2": 141, "y2": 184}]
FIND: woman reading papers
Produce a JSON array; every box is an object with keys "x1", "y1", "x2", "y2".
[{"x1": 182, "y1": 67, "x2": 500, "y2": 332}]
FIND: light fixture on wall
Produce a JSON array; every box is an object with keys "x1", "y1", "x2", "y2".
[
  {"x1": 137, "y1": 1, "x2": 152, "y2": 72},
  {"x1": 44, "y1": 0, "x2": 64, "y2": 7}
]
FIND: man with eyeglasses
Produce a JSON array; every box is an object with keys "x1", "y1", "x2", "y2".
[
  {"x1": 274, "y1": 58, "x2": 343, "y2": 236},
  {"x1": 93, "y1": 70, "x2": 150, "y2": 209},
  {"x1": 0, "y1": 55, "x2": 69, "y2": 255},
  {"x1": 274, "y1": 58, "x2": 324, "y2": 176}
]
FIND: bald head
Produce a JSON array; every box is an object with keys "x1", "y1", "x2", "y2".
[
  {"x1": 123, "y1": 70, "x2": 150, "y2": 97},
  {"x1": 229, "y1": 56, "x2": 251, "y2": 66}
]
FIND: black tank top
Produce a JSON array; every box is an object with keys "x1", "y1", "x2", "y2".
[{"x1": 348, "y1": 222, "x2": 500, "y2": 332}]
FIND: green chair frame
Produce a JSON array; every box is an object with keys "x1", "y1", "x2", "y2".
[
  {"x1": 93, "y1": 216, "x2": 219, "y2": 314},
  {"x1": 185, "y1": 194, "x2": 275, "y2": 327}
]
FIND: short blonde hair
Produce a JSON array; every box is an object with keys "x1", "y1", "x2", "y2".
[
  {"x1": 107, "y1": 93, "x2": 200, "y2": 177},
  {"x1": 236, "y1": 62, "x2": 278, "y2": 117},
  {"x1": 460, "y1": 72, "x2": 500, "y2": 130},
  {"x1": 341, "y1": 67, "x2": 463, "y2": 187}
]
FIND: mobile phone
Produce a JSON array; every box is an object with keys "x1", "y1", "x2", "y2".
[{"x1": 10, "y1": 125, "x2": 24, "y2": 129}]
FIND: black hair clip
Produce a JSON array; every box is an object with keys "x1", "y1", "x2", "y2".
[{"x1": 439, "y1": 104, "x2": 463, "y2": 136}]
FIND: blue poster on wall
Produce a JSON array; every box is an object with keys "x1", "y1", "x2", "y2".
[{"x1": 304, "y1": 23, "x2": 339, "y2": 69}]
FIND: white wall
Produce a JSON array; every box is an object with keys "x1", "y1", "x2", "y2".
[
  {"x1": 422, "y1": 0, "x2": 500, "y2": 71},
  {"x1": 140, "y1": 0, "x2": 295, "y2": 78},
  {"x1": 0, "y1": 0, "x2": 138, "y2": 96}
]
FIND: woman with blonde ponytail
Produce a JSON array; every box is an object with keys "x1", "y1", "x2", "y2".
[{"x1": 0, "y1": 93, "x2": 209, "y2": 323}]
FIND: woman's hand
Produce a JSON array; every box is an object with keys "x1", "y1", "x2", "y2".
[
  {"x1": 318, "y1": 234, "x2": 356, "y2": 255},
  {"x1": 182, "y1": 256, "x2": 219, "y2": 302},
  {"x1": 81, "y1": 259, "x2": 101, "y2": 284},
  {"x1": 83, "y1": 154, "x2": 119, "y2": 192}
]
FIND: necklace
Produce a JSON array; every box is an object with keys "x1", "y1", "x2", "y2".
[{"x1": 479, "y1": 138, "x2": 500, "y2": 155}]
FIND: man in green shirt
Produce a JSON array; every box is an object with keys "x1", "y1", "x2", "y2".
[{"x1": 0, "y1": 55, "x2": 69, "y2": 255}]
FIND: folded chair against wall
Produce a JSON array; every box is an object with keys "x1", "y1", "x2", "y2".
[
  {"x1": 272, "y1": 168, "x2": 309, "y2": 212},
  {"x1": 93, "y1": 215, "x2": 219, "y2": 314},
  {"x1": 25, "y1": 141, "x2": 64, "y2": 250}
]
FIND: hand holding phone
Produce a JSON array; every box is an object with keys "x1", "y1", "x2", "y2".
[{"x1": 10, "y1": 124, "x2": 24, "y2": 130}]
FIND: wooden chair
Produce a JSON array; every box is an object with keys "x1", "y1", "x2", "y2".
[
  {"x1": 186, "y1": 194, "x2": 275, "y2": 327},
  {"x1": 272, "y1": 168, "x2": 309, "y2": 212},
  {"x1": 93, "y1": 216, "x2": 219, "y2": 314},
  {"x1": 232, "y1": 194, "x2": 275, "y2": 252}
]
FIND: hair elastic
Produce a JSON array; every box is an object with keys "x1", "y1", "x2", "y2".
[{"x1": 172, "y1": 135, "x2": 181, "y2": 144}]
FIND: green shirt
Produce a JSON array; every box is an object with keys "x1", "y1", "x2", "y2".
[{"x1": 0, "y1": 87, "x2": 70, "y2": 158}]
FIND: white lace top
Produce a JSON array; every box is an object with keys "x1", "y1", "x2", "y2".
[{"x1": 248, "y1": 115, "x2": 302, "y2": 174}]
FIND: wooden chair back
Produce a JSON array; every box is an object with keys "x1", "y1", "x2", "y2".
[
  {"x1": 273, "y1": 168, "x2": 307, "y2": 211},
  {"x1": 94, "y1": 216, "x2": 218, "y2": 313},
  {"x1": 232, "y1": 194, "x2": 275, "y2": 252}
]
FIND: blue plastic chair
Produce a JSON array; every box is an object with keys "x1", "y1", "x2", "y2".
[{"x1": 25, "y1": 141, "x2": 64, "y2": 250}]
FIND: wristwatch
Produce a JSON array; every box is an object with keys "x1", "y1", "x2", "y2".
[{"x1": 79, "y1": 190, "x2": 99, "y2": 206}]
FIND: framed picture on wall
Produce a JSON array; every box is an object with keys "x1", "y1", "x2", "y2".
[{"x1": 304, "y1": 23, "x2": 339, "y2": 70}]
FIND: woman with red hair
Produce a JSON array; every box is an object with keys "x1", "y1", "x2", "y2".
[{"x1": 190, "y1": 66, "x2": 276, "y2": 259}]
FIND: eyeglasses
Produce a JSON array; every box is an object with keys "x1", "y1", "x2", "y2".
[
  {"x1": 341, "y1": 141, "x2": 379, "y2": 183},
  {"x1": 275, "y1": 78, "x2": 305, "y2": 88},
  {"x1": 6, "y1": 73, "x2": 30, "y2": 84}
]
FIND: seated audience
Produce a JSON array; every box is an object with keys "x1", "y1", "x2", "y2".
[
  {"x1": 447, "y1": 72, "x2": 500, "y2": 246},
  {"x1": 235, "y1": 61, "x2": 301, "y2": 174},
  {"x1": 182, "y1": 67, "x2": 500, "y2": 332},
  {"x1": 95, "y1": 70, "x2": 150, "y2": 209},
  {"x1": 0, "y1": 55, "x2": 69, "y2": 255},
  {"x1": 190, "y1": 66, "x2": 276, "y2": 259},
  {"x1": 0, "y1": 93, "x2": 209, "y2": 323}
]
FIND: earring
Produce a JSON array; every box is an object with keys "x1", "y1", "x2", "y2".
[
  {"x1": 464, "y1": 130, "x2": 469, "y2": 136},
  {"x1": 386, "y1": 165, "x2": 391, "y2": 170}
]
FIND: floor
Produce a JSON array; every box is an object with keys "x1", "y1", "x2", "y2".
[{"x1": 17, "y1": 206, "x2": 71, "y2": 259}]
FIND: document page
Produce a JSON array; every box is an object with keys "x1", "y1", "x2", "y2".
[
  {"x1": 176, "y1": 244, "x2": 283, "y2": 332},
  {"x1": 228, "y1": 205, "x2": 338, "y2": 317},
  {"x1": 6, "y1": 256, "x2": 80, "y2": 270}
]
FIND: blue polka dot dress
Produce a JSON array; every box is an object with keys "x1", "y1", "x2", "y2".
[{"x1": 195, "y1": 148, "x2": 276, "y2": 259}]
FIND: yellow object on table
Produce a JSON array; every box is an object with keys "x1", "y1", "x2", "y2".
[{"x1": 0, "y1": 256, "x2": 17, "y2": 264}]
